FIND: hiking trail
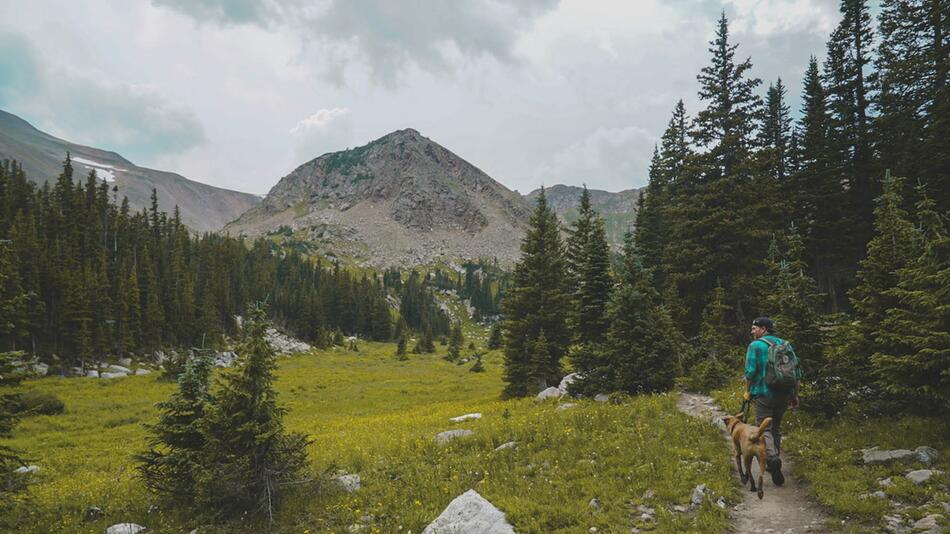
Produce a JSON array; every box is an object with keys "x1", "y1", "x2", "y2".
[{"x1": 677, "y1": 392, "x2": 830, "y2": 534}]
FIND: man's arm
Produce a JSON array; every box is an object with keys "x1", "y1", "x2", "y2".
[{"x1": 743, "y1": 343, "x2": 757, "y2": 400}]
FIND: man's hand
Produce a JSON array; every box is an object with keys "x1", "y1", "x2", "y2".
[{"x1": 743, "y1": 391, "x2": 750, "y2": 401}]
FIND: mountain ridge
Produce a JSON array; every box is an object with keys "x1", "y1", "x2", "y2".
[{"x1": 0, "y1": 109, "x2": 260, "y2": 233}]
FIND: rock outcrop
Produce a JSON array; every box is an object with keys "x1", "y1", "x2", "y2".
[{"x1": 422, "y1": 489, "x2": 516, "y2": 534}]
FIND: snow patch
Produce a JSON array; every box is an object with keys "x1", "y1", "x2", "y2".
[{"x1": 72, "y1": 156, "x2": 123, "y2": 182}]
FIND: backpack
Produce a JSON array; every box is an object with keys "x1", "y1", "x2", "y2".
[{"x1": 760, "y1": 337, "x2": 800, "y2": 391}]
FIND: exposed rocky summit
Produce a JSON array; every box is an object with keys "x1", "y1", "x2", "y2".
[
  {"x1": 0, "y1": 109, "x2": 260, "y2": 233},
  {"x1": 225, "y1": 129, "x2": 532, "y2": 267}
]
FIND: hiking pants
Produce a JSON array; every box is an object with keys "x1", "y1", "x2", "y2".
[{"x1": 755, "y1": 392, "x2": 789, "y2": 461}]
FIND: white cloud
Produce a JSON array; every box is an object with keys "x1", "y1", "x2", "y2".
[
  {"x1": 533, "y1": 126, "x2": 656, "y2": 191},
  {"x1": 725, "y1": 0, "x2": 837, "y2": 36},
  {"x1": 289, "y1": 107, "x2": 353, "y2": 164}
]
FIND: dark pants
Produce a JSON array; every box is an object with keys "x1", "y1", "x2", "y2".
[{"x1": 755, "y1": 392, "x2": 789, "y2": 462}]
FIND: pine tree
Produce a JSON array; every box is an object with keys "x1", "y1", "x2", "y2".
[
  {"x1": 871, "y1": 188, "x2": 949, "y2": 413},
  {"x1": 681, "y1": 283, "x2": 738, "y2": 392},
  {"x1": 759, "y1": 78, "x2": 792, "y2": 181},
  {"x1": 575, "y1": 212, "x2": 611, "y2": 345},
  {"x1": 564, "y1": 185, "x2": 594, "y2": 339},
  {"x1": 395, "y1": 335, "x2": 408, "y2": 360},
  {"x1": 487, "y1": 322, "x2": 502, "y2": 350},
  {"x1": 446, "y1": 321, "x2": 463, "y2": 361},
  {"x1": 835, "y1": 173, "x2": 919, "y2": 399},
  {"x1": 138, "y1": 353, "x2": 212, "y2": 503},
  {"x1": 196, "y1": 304, "x2": 309, "y2": 520},
  {"x1": 502, "y1": 188, "x2": 570, "y2": 397}
]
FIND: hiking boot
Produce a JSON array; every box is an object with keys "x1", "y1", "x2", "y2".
[{"x1": 767, "y1": 457, "x2": 784, "y2": 486}]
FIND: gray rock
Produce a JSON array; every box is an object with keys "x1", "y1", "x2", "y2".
[
  {"x1": 536, "y1": 386, "x2": 563, "y2": 401},
  {"x1": 594, "y1": 394, "x2": 609, "y2": 403},
  {"x1": 872, "y1": 491, "x2": 887, "y2": 499},
  {"x1": 450, "y1": 413, "x2": 481, "y2": 422},
  {"x1": 880, "y1": 477, "x2": 895, "y2": 487},
  {"x1": 589, "y1": 498, "x2": 601, "y2": 510},
  {"x1": 558, "y1": 373, "x2": 580, "y2": 393},
  {"x1": 915, "y1": 446, "x2": 939, "y2": 465},
  {"x1": 422, "y1": 489, "x2": 515, "y2": 534},
  {"x1": 690, "y1": 484, "x2": 707, "y2": 506},
  {"x1": 265, "y1": 328, "x2": 312, "y2": 355},
  {"x1": 85, "y1": 370, "x2": 99, "y2": 378},
  {"x1": 100, "y1": 372, "x2": 128, "y2": 379},
  {"x1": 105, "y1": 524, "x2": 146, "y2": 534},
  {"x1": 863, "y1": 447, "x2": 917, "y2": 466},
  {"x1": 69, "y1": 366, "x2": 84, "y2": 376},
  {"x1": 14, "y1": 465, "x2": 38, "y2": 474},
  {"x1": 672, "y1": 505, "x2": 688, "y2": 513},
  {"x1": 84, "y1": 506, "x2": 103, "y2": 520},
  {"x1": 118, "y1": 358, "x2": 132, "y2": 367},
  {"x1": 555, "y1": 403, "x2": 576, "y2": 411},
  {"x1": 32, "y1": 363, "x2": 49, "y2": 376},
  {"x1": 906, "y1": 469, "x2": 942, "y2": 485},
  {"x1": 107, "y1": 364, "x2": 131, "y2": 374},
  {"x1": 883, "y1": 514, "x2": 910, "y2": 534},
  {"x1": 912, "y1": 514, "x2": 942, "y2": 533},
  {"x1": 134, "y1": 369, "x2": 151, "y2": 376},
  {"x1": 588, "y1": 528, "x2": 597, "y2": 534},
  {"x1": 494, "y1": 441, "x2": 517, "y2": 451},
  {"x1": 333, "y1": 474, "x2": 361, "y2": 493},
  {"x1": 636, "y1": 505, "x2": 655, "y2": 516},
  {"x1": 435, "y1": 429, "x2": 474, "y2": 445},
  {"x1": 715, "y1": 497, "x2": 726, "y2": 509}
]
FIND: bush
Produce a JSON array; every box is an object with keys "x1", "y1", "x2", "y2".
[{"x1": 15, "y1": 391, "x2": 65, "y2": 416}]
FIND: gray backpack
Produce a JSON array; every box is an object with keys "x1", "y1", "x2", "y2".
[{"x1": 760, "y1": 338, "x2": 800, "y2": 391}]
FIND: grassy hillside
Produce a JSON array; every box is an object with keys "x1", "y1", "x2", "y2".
[{"x1": 4, "y1": 344, "x2": 735, "y2": 533}]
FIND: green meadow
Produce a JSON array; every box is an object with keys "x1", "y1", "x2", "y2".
[{"x1": 3, "y1": 343, "x2": 736, "y2": 533}]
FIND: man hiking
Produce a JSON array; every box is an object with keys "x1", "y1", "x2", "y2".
[{"x1": 744, "y1": 316, "x2": 801, "y2": 486}]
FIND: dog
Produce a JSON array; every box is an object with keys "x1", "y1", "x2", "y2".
[{"x1": 722, "y1": 412, "x2": 773, "y2": 499}]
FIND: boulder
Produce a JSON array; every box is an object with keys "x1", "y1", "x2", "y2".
[
  {"x1": 333, "y1": 474, "x2": 361, "y2": 493},
  {"x1": 862, "y1": 447, "x2": 917, "y2": 466},
  {"x1": 906, "y1": 469, "x2": 942, "y2": 485},
  {"x1": 32, "y1": 363, "x2": 49, "y2": 376},
  {"x1": 450, "y1": 413, "x2": 482, "y2": 423},
  {"x1": 494, "y1": 441, "x2": 517, "y2": 452},
  {"x1": 100, "y1": 372, "x2": 128, "y2": 379},
  {"x1": 879, "y1": 477, "x2": 895, "y2": 487},
  {"x1": 118, "y1": 358, "x2": 132, "y2": 367},
  {"x1": 134, "y1": 369, "x2": 151, "y2": 376},
  {"x1": 435, "y1": 429, "x2": 474, "y2": 445},
  {"x1": 558, "y1": 373, "x2": 580, "y2": 393},
  {"x1": 422, "y1": 489, "x2": 515, "y2": 534},
  {"x1": 536, "y1": 386, "x2": 563, "y2": 401},
  {"x1": 915, "y1": 446, "x2": 939, "y2": 465},
  {"x1": 266, "y1": 328, "x2": 312, "y2": 355},
  {"x1": 690, "y1": 484, "x2": 707, "y2": 506},
  {"x1": 106, "y1": 364, "x2": 131, "y2": 374},
  {"x1": 14, "y1": 465, "x2": 39, "y2": 474},
  {"x1": 594, "y1": 394, "x2": 609, "y2": 403},
  {"x1": 86, "y1": 370, "x2": 100, "y2": 378},
  {"x1": 105, "y1": 524, "x2": 146, "y2": 534},
  {"x1": 912, "y1": 514, "x2": 942, "y2": 534}
]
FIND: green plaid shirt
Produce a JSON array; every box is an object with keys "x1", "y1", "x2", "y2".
[{"x1": 744, "y1": 335, "x2": 791, "y2": 398}]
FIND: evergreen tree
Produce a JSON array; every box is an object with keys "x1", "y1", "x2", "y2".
[
  {"x1": 502, "y1": 188, "x2": 570, "y2": 397},
  {"x1": 446, "y1": 321, "x2": 463, "y2": 361},
  {"x1": 575, "y1": 210, "x2": 611, "y2": 345},
  {"x1": 871, "y1": 188, "x2": 949, "y2": 413},
  {"x1": 680, "y1": 283, "x2": 738, "y2": 392},
  {"x1": 564, "y1": 185, "x2": 594, "y2": 340},
  {"x1": 395, "y1": 335, "x2": 408, "y2": 360},
  {"x1": 487, "y1": 322, "x2": 502, "y2": 350},
  {"x1": 196, "y1": 304, "x2": 309, "y2": 520},
  {"x1": 138, "y1": 353, "x2": 212, "y2": 503},
  {"x1": 835, "y1": 173, "x2": 919, "y2": 399},
  {"x1": 759, "y1": 78, "x2": 792, "y2": 181}
]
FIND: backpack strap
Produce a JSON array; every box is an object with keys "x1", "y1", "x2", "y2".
[{"x1": 758, "y1": 337, "x2": 775, "y2": 347}]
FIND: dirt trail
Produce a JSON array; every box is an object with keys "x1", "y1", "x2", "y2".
[{"x1": 677, "y1": 392, "x2": 830, "y2": 533}]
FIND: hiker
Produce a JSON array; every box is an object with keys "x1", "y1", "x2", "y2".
[{"x1": 744, "y1": 316, "x2": 801, "y2": 486}]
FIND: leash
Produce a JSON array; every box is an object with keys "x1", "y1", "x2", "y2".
[{"x1": 739, "y1": 398, "x2": 750, "y2": 423}]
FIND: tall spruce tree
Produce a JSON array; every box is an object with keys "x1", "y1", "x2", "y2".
[
  {"x1": 871, "y1": 188, "x2": 949, "y2": 413},
  {"x1": 575, "y1": 211, "x2": 611, "y2": 345},
  {"x1": 835, "y1": 173, "x2": 920, "y2": 399},
  {"x1": 759, "y1": 78, "x2": 792, "y2": 181},
  {"x1": 195, "y1": 304, "x2": 309, "y2": 519},
  {"x1": 138, "y1": 353, "x2": 213, "y2": 504},
  {"x1": 502, "y1": 188, "x2": 570, "y2": 397}
]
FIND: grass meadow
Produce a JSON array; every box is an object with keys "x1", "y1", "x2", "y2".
[{"x1": 3, "y1": 343, "x2": 736, "y2": 533}]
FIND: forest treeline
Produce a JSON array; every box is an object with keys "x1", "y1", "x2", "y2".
[
  {"x1": 502, "y1": 2, "x2": 948, "y2": 415},
  {"x1": 0, "y1": 157, "x2": 451, "y2": 365}
]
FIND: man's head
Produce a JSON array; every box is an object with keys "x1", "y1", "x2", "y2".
[{"x1": 751, "y1": 317, "x2": 774, "y2": 339}]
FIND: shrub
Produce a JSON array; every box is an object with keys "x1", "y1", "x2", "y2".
[{"x1": 15, "y1": 391, "x2": 64, "y2": 416}]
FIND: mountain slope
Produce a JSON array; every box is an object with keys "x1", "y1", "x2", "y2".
[
  {"x1": 525, "y1": 184, "x2": 641, "y2": 249},
  {"x1": 0, "y1": 109, "x2": 260, "y2": 232},
  {"x1": 226, "y1": 129, "x2": 532, "y2": 267}
]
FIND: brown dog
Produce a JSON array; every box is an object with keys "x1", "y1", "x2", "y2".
[{"x1": 722, "y1": 412, "x2": 773, "y2": 499}]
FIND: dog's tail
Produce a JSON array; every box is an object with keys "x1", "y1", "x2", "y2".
[{"x1": 749, "y1": 417, "x2": 773, "y2": 443}]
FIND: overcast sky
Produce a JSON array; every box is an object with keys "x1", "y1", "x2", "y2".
[{"x1": 0, "y1": 0, "x2": 840, "y2": 195}]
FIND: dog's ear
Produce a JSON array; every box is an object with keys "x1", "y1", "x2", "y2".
[{"x1": 734, "y1": 411, "x2": 745, "y2": 419}]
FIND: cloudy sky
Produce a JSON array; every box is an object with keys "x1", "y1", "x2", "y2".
[{"x1": 0, "y1": 0, "x2": 840, "y2": 195}]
